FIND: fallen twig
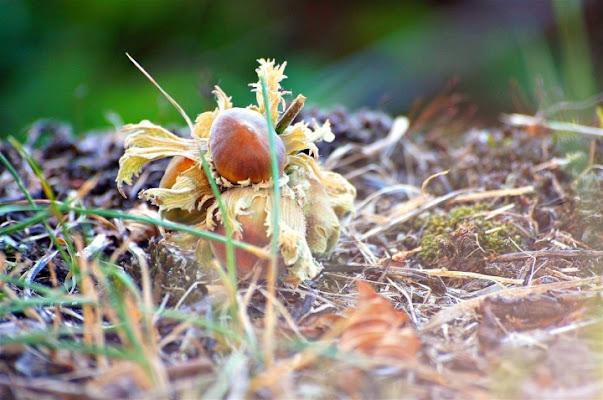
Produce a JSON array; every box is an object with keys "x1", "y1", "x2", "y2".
[
  {"x1": 449, "y1": 186, "x2": 534, "y2": 204},
  {"x1": 494, "y1": 250, "x2": 603, "y2": 262}
]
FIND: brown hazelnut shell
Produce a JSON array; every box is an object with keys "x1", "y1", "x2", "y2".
[
  {"x1": 159, "y1": 156, "x2": 197, "y2": 189},
  {"x1": 209, "y1": 108, "x2": 286, "y2": 184}
]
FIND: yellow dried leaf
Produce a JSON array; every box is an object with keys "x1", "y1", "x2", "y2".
[
  {"x1": 192, "y1": 112, "x2": 214, "y2": 139},
  {"x1": 213, "y1": 86, "x2": 232, "y2": 111},
  {"x1": 116, "y1": 121, "x2": 205, "y2": 195},
  {"x1": 250, "y1": 59, "x2": 290, "y2": 124},
  {"x1": 141, "y1": 164, "x2": 212, "y2": 212},
  {"x1": 303, "y1": 177, "x2": 340, "y2": 256},
  {"x1": 191, "y1": 86, "x2": 233, "y2": 139},
  {"x1": 288, "y1": 154, "x2": 356, "y2": 218}
]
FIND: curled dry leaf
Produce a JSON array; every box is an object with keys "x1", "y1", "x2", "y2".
[
  {"x1": 297, "y1": 281, "x2": 421, "y2": 361},
  {"x1": 116, "y1": 59, "x2": 356, "y2": 284},
  {"x1": 338, "y1": 281, "x2": 421, "y2": 361}
]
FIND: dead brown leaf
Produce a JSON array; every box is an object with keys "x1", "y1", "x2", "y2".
[{"x1": 337, "y1": 281, "x2": 421, "y2": 361}]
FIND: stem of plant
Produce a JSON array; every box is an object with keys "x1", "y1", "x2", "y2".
[
  {"x1": 260, "y1": 76, "x2": 280, "y2": 367},
  {"x1": 275, "y1": 94, "x2": 306, "y2": 134}
]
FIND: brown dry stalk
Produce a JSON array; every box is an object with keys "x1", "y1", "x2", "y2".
[
  {"x1": 376, "y1": 264, "x2": 523, "y2": 285},
  {"x1": 449, "y1": 185, "x2": 534, "y2": 204},
  {"x1": 127, "y1": 242, "x2": 170, "y2": 391},
  {"x1": 276, "y1": 94, "x2": 306, "y2": 134},
  {"x1": 360, "y1": 190, "x2": 464, "y2": 240},
  {"x1": 494, "y1": 249, "x2": 603, "y2": 261},
  {"x1": 262, "y1": 251, "x2": 279, "y2": 367},
  {"x1": 74, "y1": 237, "x2": 103, "y2": 365},
  {"x1": 324, "y1": 116, "x2": 409, "y2": 170}
]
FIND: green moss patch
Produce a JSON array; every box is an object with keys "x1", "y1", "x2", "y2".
[{"x1": 419, "y1": 203, "x2": 521, "y2": 266}]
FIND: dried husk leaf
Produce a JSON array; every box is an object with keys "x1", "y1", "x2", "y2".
[
  {"x1": 281, "y1": 123, "x2": 319, "y2": 157},
  {"x1": 116, "y1": 121, "x2": 205, "y2": 195},
  {"x1": 209, "y1": 186, "x2": 321, "y2": 283},
  {"x1": 265, "y1": 188, "x2": 322, "y2": 284},
  {"x1": 208, "y1": 186, "x2": 262, "y2": 236},
  {"x1": 303, "y1": 177, "x2": 340, "y2": 257},
  {"x1": 280, "y1": 120, "x2": 334, "y2": 158},
  {"x1": 160, "y1": 208, "x2": 207, "y2": 226},
  {"x1": 153, "y1": 157, "x2": 210, "y2": 224},
  {"x1": 191, "y1": 86, "x2": 232, "y2": 139},
  {"x1": 250, "y1": 59, "x2": 290, "y2": 124},
  {"x1": 141, "y1": 164, "x2": 213, "y2": 212},
  {"x1": 195, "y1": 238, "x2": 214, "y2": 268},
  {"x1": 213, "y1": 86, "x2": 232, "y2": 111},
  {"x1": 210, "y1": 193, "x2": 278, "y2": 279},
  {"x1": 319, "y1": 169, "x2": 356, "y2": 218},
  {"x1": 288, "y1": 167, "x2": 340, "y2": 257},
  {"x1": 192, "y1": 112, "x2": 215, "y2": 139},
  {"x1": 288, "y1": 154, "x2": 356, "y2": 218}
]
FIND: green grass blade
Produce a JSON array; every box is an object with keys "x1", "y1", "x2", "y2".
[
  {"x1": 259, "y1": 76, "x2": 281, "y2": 366},
  {"x1": 0, "y1": 151, "x2": 38, "y2": 208},
  {"x1": 260, "y1": 77, "x2": 281, "y2": 265},
  {"x1": 0, "y1": 209, "x2": 51, "y2": 236},
  {"x1": 4, "y1": 139, "x2": 76, "y2": 269},
  {"x1": 0, "y1": 204, "x2": 269, "y2": 260}
]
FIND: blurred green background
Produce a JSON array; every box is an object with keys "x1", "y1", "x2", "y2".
[{"x1": 1, "y1": 0, "x2": 600, "y2": 137}]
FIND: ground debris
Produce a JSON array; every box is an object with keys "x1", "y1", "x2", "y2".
[{"x1": 1, "y1": 101, "x2": 601, "y2": 399}]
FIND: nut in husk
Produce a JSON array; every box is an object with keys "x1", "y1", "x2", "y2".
[{"x1": 116, "y1": 59, "x2": 356, "y2": 284}]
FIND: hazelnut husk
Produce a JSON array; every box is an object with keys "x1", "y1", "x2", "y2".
[
  {"x1": 303, "y1": 177, "x2": 340, "y2": 257},
  {"x1": 209, "y1": 187, "x2": 307, "y2": 279},
  {"x1": 209, "y1": 108, "x2": 286, "y2": 184},
  {"x1": 158, "y1": 156, "x2": 208, "y2": 225}
]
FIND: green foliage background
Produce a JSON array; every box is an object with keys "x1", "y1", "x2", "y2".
[{"x1": 0, "y1": 0, "x2": 600, "y2": 138}]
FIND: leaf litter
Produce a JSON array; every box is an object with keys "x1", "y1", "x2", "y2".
[{"x1": 0, "y1": 73, "x2": 602, "y2": 398}]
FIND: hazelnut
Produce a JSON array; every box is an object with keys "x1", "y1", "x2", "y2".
[
  {"x1": 158, "y1": 156, "x2": 208, "y2": 225},
  {"x1": 159, "y1": 156, "x2": 196, "y2": 189},
  {"x1": 209, "y1": 108, "x2": 286, "y2": 184}
]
